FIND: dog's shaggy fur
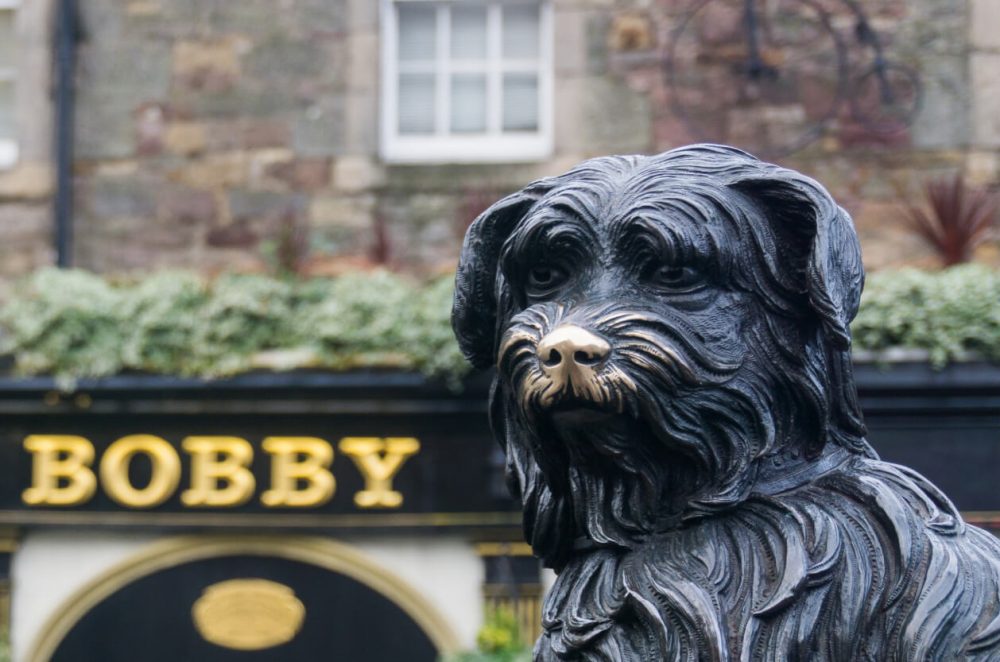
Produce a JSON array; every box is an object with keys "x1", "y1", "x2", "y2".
[{"x1": 453, "y1": 145, "x2": 1000, "y2": 660}]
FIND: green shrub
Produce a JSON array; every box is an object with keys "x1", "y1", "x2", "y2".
[
  {"x1": 0, "y1": 265, "x2": 997, "y2": 384},
  {"x1": 0, "y1": 268, "x2": 469, "y2": 384},
  {"x1": 851, "y1": 264, "x2": 1000, "y2": 367},
  {"x1": 0, "y1": 269, "x2": 126, "y2": 379},
  {"x1": 120, "y1": 272, "x2": 209, "y2": 375},
  {"x1": 191, "y1": 274, "x2": 296, "y2": 375},
  {"x1": 444, "y1": 608, "x2": 532, "y2": 662}
]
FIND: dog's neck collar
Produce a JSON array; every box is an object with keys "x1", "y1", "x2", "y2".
[{"x1": 752, "y1": 445, "x2": 853, "y2": 496}]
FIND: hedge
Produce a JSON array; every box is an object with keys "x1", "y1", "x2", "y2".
[
  {"x1": 0, "y1": 269, "x2": 468, "y2": 385},
  {"x1": 0, "y1": 264, "x2": 997, "y2": 385},
  {"x1": 851, "y1": 264, "x2": 1000, "y2": 367}
]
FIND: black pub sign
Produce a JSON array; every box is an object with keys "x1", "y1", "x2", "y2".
[
  {"x1": 0, "y1": 373, "x2": 519, "y2": 533},
  {"x1": 1, "y1": 373, "x2": 533, "y2": 662},
  {"x1": 3, "y1": 366, "x2": 1000, "y2": 531}
]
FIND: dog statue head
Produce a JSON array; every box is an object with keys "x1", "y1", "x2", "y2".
[{"x1": 453, "y1": 144, "x2": 873, "y2": 568}]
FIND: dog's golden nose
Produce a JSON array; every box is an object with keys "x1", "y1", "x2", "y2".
[{"x1": 537, "y1": 325, "x2": 610, "y2": 371}]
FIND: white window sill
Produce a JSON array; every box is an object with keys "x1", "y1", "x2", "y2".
[{"x1": 381, "y1": 134, "x2": 552, "y2": 164}]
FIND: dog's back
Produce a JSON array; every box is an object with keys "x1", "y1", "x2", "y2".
[{"x1": 539, "y1": 454, "x2": 1000, "y2": 661}]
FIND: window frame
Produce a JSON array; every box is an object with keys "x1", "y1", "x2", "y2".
[
  {"x1": 0, "y1": 0, "x2": 17, "y2": 169},
  {"x1": 379, "y1": 0, "x2": 554, "y2": 165}
]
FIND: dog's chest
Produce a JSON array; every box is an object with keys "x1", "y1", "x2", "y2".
[{"x1": 537, "y1": 489, "x2": 924, "y2": 661}]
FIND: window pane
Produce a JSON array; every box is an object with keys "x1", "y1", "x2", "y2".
[
  {"x1": 503, "y1": 5, "x2": 539, "y2": 59},
  {"x1": 399, "y1": 73, "x2": 436, "y2": 134},
  {"x1": 0, "y1": 81, "x2": 14, "y2": 140},
  {"x1": 398, "y1": 4, "x2": 436, "y2": 62},
  {"x1": 451, "y1": 74, "x2": 487, "y2": 133},
  {"x1": 451, "y1": 6, "x2": 487, "y2": 60},
  {"x1": 503, "y1": 73, "x2": 538, "y2": 131}
]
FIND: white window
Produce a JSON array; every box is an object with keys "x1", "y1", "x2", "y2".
[
  {"x1": 0, "y1": 0, "x2": 16, "y2": 169},
  {"x1": 380, "y1": 0, "x2": 553, "y2": 164}
]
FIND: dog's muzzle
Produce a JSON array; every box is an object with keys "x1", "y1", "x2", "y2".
[{"x1": 535, "y1": 325, "x2": 611, "y2": 405}]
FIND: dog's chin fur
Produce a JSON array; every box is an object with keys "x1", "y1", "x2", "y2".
[
  {"x1": 506, "y1": 381, "x2": 758, "y2": 549},
  {"x1": 496, "y1": 298, "x2": 838, "y2": 555},
  {"x1": 455, "y1": 145, "x2": 1000, "y2": 660},
  {"x1": 539, "y1": 409, "x2": 692, "y2": 543}
]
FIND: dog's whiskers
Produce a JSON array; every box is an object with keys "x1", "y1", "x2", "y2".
[
  {"x1": 498, "y1": 329, "x2": 542, "y2": 363},
  {"x1": 597, "y1": 310, "x2": 653, "y2": 332},
  {"x1": 620, "y1": 326, "x2": 740, "y2": 378},
  {"x1": 521, "y1": 372, "x2": 550, "y2": 412},
  {"x1": 617, "y1": 332, "x2": 694, "y2": 377}
]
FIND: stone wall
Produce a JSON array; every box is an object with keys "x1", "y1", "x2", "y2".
[
  {"x1": 63, "y1": 0, "x2": 658, "y2": 277},
  {"x1": 609, "y1": 0, "x2": 999, "y2": 268},
  {"x1": 0, "y1": 0, "x2": 997, "y2": 287},
  {"x1": 0, "y1": 0, "x2": 56, "y2": 288}
]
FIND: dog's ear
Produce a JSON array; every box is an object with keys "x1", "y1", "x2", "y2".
[
  {"x1": 453, "y1": 180, "x2": 554, "y2": 369},
  {"x1": 730, "y1": 173, "x2": 864, "y2": 350}
]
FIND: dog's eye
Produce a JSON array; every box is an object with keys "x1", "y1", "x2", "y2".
[
  {"x1": 646, "y1": 264, "x2": 699, "y2": 290},
  {"x1": 526, "y1": 265, "x2": 567, "y2": 295}
]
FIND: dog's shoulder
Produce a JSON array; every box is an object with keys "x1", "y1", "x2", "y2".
[
  {"x1": 540, "y1": 455, "x2": 1000, "y2": 661},
  {"x1": 820, "y1": 456, "x2": 1000, "y2": 659}
]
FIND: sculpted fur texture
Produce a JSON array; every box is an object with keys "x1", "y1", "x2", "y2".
[{"x1": 452, "y1": 145, "x2": 1000, "y2": 661}]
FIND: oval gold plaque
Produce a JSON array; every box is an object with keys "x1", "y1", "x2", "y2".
[{"x1": 192, "y1": 578, "x2": 305, "y2": 651}]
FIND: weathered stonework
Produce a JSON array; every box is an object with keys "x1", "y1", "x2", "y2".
[
  {"x1": 971, "y1": 54, "x2": 1000, "y2": 148},
  {"x1": 0, "y1": 203, "x2": 53, "y2": 286},
  {"x1": 0, "y1": 0, "x2": 997, "y2": 285}
]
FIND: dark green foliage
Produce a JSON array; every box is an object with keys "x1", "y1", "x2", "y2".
[
  {"x1": 0, "y1": 268, "x2": 468, "y2": 384},
  {"x1": 443, "y1": 609, "x2": 532, "y2": 662},
  {"x1": 852, "y1": 264, "x2": 1000, "y2": 366},
  {"x1": 0, "y1": 265, "x2": 996, "y2": 384}
]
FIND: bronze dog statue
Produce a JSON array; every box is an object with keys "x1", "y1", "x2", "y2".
[{"x1": 452, "y1": 145, "x2": 1000, "y2": 660}]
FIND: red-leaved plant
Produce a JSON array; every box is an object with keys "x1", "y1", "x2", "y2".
[{"x1": 900, "y1": 174, "x2": 999, "y2": 266}]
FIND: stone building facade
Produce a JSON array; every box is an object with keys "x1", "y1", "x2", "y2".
[{"x1": 0, "y1": 0, "x2": 998, "y2": 288}]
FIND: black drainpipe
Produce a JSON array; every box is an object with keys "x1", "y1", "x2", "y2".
[{"x1": 53, "y1": 0, "x2": 78, "y2": 268}]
